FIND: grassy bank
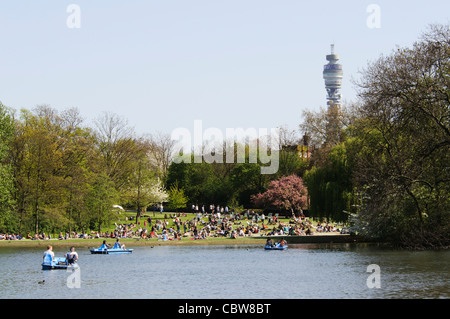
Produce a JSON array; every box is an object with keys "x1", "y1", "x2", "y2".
[
  {"x1": 0, "y1": 234, "x2": 360, "y2": 249},
  {"x1": 1, "y1": 211, "x2": 349, "y2": 248},
  {"x1": 0, "y1": 236, "x2": 268, "y2": 248}
]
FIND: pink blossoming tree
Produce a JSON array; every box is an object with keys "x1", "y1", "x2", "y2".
[{"x1": 251, "y1": 174, "x2": 308, "y2": 213}]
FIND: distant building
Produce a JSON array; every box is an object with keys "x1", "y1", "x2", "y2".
[
  {"x1": 281, "y1": 132, "x2": 312, "y2": 161},
  {"x1": 323, "y1": 44, "x2": 344, "y2": 108},
  {"x1": 323, "y1": 44, "x2": 344, "y2": 146}
]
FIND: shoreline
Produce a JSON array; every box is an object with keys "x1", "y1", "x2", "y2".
[
  {"x1": 0, "y1": 237, "x2": 267, "y2": 248},
  {"x1": 0, "y1": 233, "x2": 362, "y2": 248}
]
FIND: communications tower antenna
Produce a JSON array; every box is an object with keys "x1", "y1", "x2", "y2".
[{"x1": 323, "y1": 44, "x2": 343, "y2": 107}]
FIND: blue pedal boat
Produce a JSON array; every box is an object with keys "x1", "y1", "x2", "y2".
[
  {"x1": 42, "y1": 255, "x2": 78, "y2": 270},
  {"x1": 264, "y1": 244, "x2": 288, "y2": 250},
  {"x1": 90, "y1": 244, "x2": 133, "y2": 254}
]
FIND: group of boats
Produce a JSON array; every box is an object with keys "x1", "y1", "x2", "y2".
[
  {"x1": 42, "y1": 239, "x2": 287, "y2": 270},
  {"x1": 41, "y1": 242, "x2": 133, "y2": 270}
]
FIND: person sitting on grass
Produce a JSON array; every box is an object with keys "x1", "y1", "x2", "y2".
[{"x1": 159, "y1": 230, "x2": 168, "y2": 241}]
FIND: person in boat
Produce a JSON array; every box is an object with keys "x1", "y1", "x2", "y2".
[
  {"x1": 65, "y1": 246, "x2": 78, "y2": 265},
  {"x1": 279, "y1": 239, "x2": 287, "y2": 247},
  {"x1": 266, "y1": 238, "x2": 274, "y2": 247},
  {"x1": 113, "y1": 238, "x2": 125, "y2": 249},
  {"x1": 99, "y1": 240, "x2": 111, "y2": 250},
  {"x1": 43, "y1": 245, "x2": 55, "y2": 262}
]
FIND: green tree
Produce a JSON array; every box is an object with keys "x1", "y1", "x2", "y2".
[
  {"x1": 124, "y1": 138, "x2": 156, "y2": 220},
  {"x1": 303, "y1": 142, "x2": 354, "y2": 223},
  {"x1": 166, "y1": 159, "x2": 218, "y2": 205},
  {"x1": 167, "y1": 182, "x2": 189, "y2": 212},
  {"x1": 12, "y1": 107, "x2": 67, "y2": 234},
  {"x1": 0, "y1": 102, "x2": 16, "y2": 232},
  {"x1": 9, "y1": 106, "x2": 101, "y2": 235},
  {"x1": 85, "y1": 172, "x2": 119, "y2": 233},
  {"x1": 351, "y1": 24, "x2": 450, "y2": 247},
  {"x1": 58, "y1": 108, "x2": 98, "y2": 233},
  {"x1": 229, "y1": 163, "x2": 267, "y2": 208}
]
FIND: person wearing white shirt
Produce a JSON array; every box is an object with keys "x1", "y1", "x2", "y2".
[
  {"x1": 43, "y1": 245, "x2": 55, "y2": 261},
  {"x1": 65, "y1": 246, "x2": 78, "y2": 264}
]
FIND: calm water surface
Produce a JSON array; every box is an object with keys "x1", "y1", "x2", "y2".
[{"x1": 0, "y1": 243, "x2": 448, "y2": 299}]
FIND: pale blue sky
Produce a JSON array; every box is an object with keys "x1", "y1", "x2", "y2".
[{"x1": 0, "y1": 0, "x2": 449, "y2": 137}]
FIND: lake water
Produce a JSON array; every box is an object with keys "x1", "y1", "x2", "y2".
[{"x1": 0, "y1": 243, "x2": 448, "y2": 299}]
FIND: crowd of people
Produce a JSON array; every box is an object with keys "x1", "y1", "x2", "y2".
[
  {"x1": 129, "y1": 209, "x2": 340, "y2": 241},
  {"x1": 0, "y1": 233, "x2": 23, "y2": 240},
  {"x1": 1, "y1": 208, "x2": 344, "y2": 242}
]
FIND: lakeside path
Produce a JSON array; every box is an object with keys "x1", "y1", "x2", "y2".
[{"x1": 0, "y1": 233, "x2": 358, "y2": 248}]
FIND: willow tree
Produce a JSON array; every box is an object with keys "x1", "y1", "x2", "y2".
[{"x1": 303, "y1": 143, "x2": 354, "y2": 223}]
